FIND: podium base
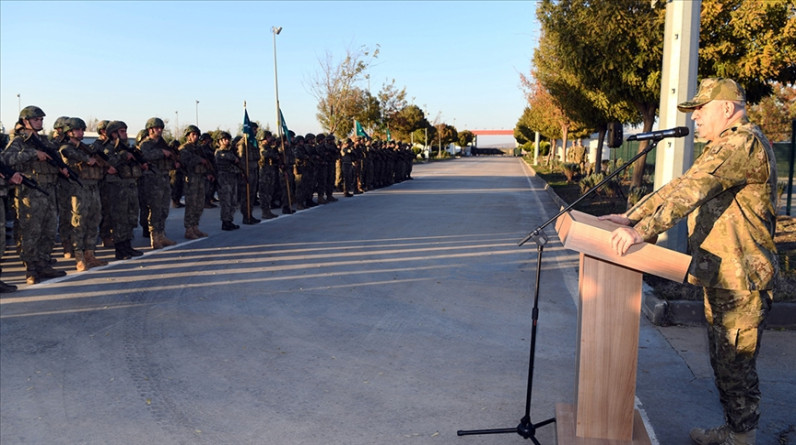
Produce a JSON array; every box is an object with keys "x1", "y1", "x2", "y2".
[{"x1": 555, "y1": 404, "x2": 652, "y2": 445}]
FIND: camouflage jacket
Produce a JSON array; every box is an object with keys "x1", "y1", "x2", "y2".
[{"x1": 626, "y1": 118, "x2": 778, "y2": 291}]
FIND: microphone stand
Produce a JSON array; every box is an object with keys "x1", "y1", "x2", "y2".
[{"x1": 457, "y1": 138, "x2": 662, "y2": 443}]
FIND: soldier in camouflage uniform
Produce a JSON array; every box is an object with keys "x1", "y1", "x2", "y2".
[
  {"x1": 140, "y1": 117, "x2": 178, "y2": 249},
  {"x1": 59, "y1": 118, "x2": 112, "y2": 271},
  {"x1": 179, "y1": 125, "x2": 212, "y2": 239},
  {"x1": 257, "y1": 130, "x2": 280, "y2": 219},
  {"x1": 50, "y1": 116, "x2": 74, "y2": 258},
  {"x1": 602, "y1": 79, "x2": 778, "y2": 445},
  {"x1": 214, "y1": 132, "x2": 241, "y2": 230},
  {"x1": 93, "y1": 120, "x2": 114, "y2": 248},
  {"x1": 0, "y1": 165, "x2": 23, "y2": 292},
  {"x1": 237, "y1": 122, "x2": 260, "y2": 224},
  {"x1": 102, "y1": 121, "x2": 144, "y2": 260},
  {"x1": 279, "y1": 133, "x2": 296, "y2": 214},
  {"x1": 199, "y1": 133, "x2": 217, "y2": 208},
  {"x1": 2, "y1": 106, "x2": 68, "y2": 284},
  {"x1": 322, "y1": 134, "x2": 339, "y2": 202},
  {"x1": 339, "y1": 138, "x2": 355, "y2": 197}
]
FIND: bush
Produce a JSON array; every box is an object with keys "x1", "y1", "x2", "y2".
[{"x1": 562, "y1": 162, "x2": 580, "y2": 183}]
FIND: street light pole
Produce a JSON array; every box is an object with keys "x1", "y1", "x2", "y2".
[
  {"x1": 175, "y1": 111, "x2": 179, "y2": 137},
  {"x1": 16, "y1": 94, "x2": 21, "y2": 113},
  {"x1": 195, "y1": 100, "x2": 199, "y2": 126},
  {"x1": 271, "y1": 26, "x2": 283, "y2": 137}
]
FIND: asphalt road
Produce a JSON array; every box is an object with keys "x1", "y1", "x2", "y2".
[{"x1": 1, "y1": 157, "x2": 793, "y2": 445}]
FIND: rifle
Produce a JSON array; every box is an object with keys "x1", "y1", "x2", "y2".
[
  {"x1": 121, "y1": 146, "x2": 157, "y2": 174},
  {"x1": 29, "y1": 134, "x2": 83, "y2": 187},
  {"x1": 0, "y1": 162, "x2": 49, "y2": 196},
  {"x1": 76, "y1": 141, "x2": 113, "y2": 170}
]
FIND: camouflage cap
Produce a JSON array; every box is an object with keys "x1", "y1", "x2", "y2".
[
  {"x1": 677, "y1": 78, "x2": 746, "y2": 112},
  {"x1": 97, "y1": 120, "x2": 110, "y2": 132}
]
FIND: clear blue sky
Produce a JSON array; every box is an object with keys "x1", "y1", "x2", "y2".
[{"x1": 1, "y1": 1, "x2": 540, "y2": 141}]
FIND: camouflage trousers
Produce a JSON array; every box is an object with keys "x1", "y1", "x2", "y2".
[
  {"x1": 99, "y1": 180, "x2": 113, "y2": 240},
  {"x1": 238, "y1": 164, "x2": 258, "y2": 218},
  {"x1": 15, "y1": 181, "x2": 58, "y2": 265},
  {"x1": 259, "y1": 166, "x2": 279, "y2": 214},
  {"x1": 140, "y1": 173, "x2": 171, "y2": 233},
  {"x1": 57, "y1": 177, "x2": 74, "y2": 245},
  {"x1": 183, "y1": 174, "x2": 205, "y2": 228},
  {"x1": 105, "y1": 179, "x2": 139, "y2": 243},
  {"x1": 341, "y1": 162, "x2": 354, "y2": 194},
  {"x1": 704, "y1": 287, "x2": 771, "y2": 433},
  {"x1": 217, "y1": 172, "x2": 238, "y2": 223},
  {"x1": 70, "y1": 182, "x2": 102, "y2": 251}
]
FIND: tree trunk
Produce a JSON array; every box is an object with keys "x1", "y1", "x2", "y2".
[{"x1": 630, "y1": 104, "x2": 658, "y2": 189}]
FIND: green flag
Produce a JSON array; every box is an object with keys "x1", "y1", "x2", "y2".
[
  {"x1": 386, "y1": 128, "x2": 392, "y2": 141},
  {"x1": 278, "y1": 108, "x2": 291, "y2": 142},
  {"x1": 354, "y1": 120, "x2": 370, "y2": 139},
  {"x1": 243, "y1": 108, "x2": 258, "y2": 149}
]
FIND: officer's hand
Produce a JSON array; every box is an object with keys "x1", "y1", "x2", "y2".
[
  {"x1": 107, "y1": 166, "x2": 118, "y2": 175},
  {"x1": 598, "y1": 214, "x2": 632, "y2": 226},
  {"x1": 87, "y1": 157, "x2": 98, "y2": 166},
  {"x1": 9, "y1": 172, "x2": 23, "y2": 185},
  {"x1": 610, "y1": 227, "x2": 643, "y2": 256}
]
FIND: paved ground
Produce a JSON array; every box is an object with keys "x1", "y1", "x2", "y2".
[{"x1": 1, "y1": 157, "x2": 793, "y2": 444}]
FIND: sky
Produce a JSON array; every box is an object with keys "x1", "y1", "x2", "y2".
[{"x1": 0, "y1": 1, "x2": 540, "y2": 143}]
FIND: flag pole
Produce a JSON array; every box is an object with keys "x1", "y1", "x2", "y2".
[
  {"x1": 272, "y1": 26, "x2": 293, "y2": 210},
  {"x1": 242, "y1": 101, "x2": 253, "y2": 220}
]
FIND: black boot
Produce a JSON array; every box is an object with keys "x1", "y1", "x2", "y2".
[
  {"x1": 222, "y1": 221, "x2": 236, "y2": 231},
  {"x1": 115, "y1": 242, "x2": 132, "y2": 260},
  {"x1": 125, "y1": 241, "x2": 144, "y2": 257},
  {"x1": 37, "y1": 262, "x2": 66, "y2": 280}
]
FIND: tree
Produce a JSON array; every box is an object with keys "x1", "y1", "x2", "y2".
[
  {"x1": 457, "y1": 130, "x2": 474, "y2": 148},
  {"x1": 699, "y1": 0, "x2": 796, "y2": 102},
  {"x1": 390, "y1": 105, "x2": 428, "y2": 142},
  {"x1": 308, "y1": 44, "x2": 380, "y2": 137},
  {"x1": 378, "y1": 79, "x2": 408, "y2": 129},
  {"x1": 537, "y1": 0, "x2": 666, "y2": 187},
  {"x1": 748, "y1": 82, "x2": 796, "y2": 142}
]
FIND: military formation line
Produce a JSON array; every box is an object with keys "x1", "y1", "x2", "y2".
[{"x1": 0, "y1": 106, "x2": 416, "y2": 290}]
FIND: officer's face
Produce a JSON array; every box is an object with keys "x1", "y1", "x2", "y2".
[
  {"x1": 69, "y1": 128, "x2": 85, "y2": 141},
  {"x1": 691, "y1": 100, "x2": 734, "y2": 142},
  {"x1": 187, "y1": 132, "x2": 199, "y2": 144},
  {"x1": 117, "y1": 128, "x2": 128, "y2": 140}
]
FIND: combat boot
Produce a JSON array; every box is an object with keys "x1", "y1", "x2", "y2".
[
  {"x1": 24, "y1": 263, "x2": 39, "y2": 285},
  {"x1": 317, "y1": 195, "x2": 328, "y2": 204},
  {"x1": 262, "y1": 210, "x2": 278, "y2": 220},
  {"x1": 160, "y1": 232, "x2": 177, "y2": 246},
  {"x1": 0, "y1": 280, "x2": 17, "y2": 293},
  {"x1": 62, "y1": 242, "x2": 74, "y2": 259},
  {"x1": 103, "y1": 236, "x2": 115, "y2": 249},
  {"x1": 721, "y1": 430, "x2": 755, "y2": 445},
  {"x1": 282, "y1": 207, "x2": 294, "y2": 214},
  {"x1": 115, "y1": 242, "x2": 132, "y2": 260},
  {"x1": 84, "y1": 250, "x2": 107, "y2": 268},
  {"x1": 690, "y1": 425, "x2": 730, "y2": 445},
  {"x1": 326, "y1": 194, "x2": 338, "y2": 202},
  {"x1": 222, "y1": 221, "x2": 236, "y2": 231},
  {"x1": 151, "y1": 232, "x2": 164, "y2": 249},
  {"x1": 38, "y1": 263, "x2": 66, "y2": 280},
  {"x1": 194, "y1": 226, "x2": 208, "y2": 238},
  {"x1": 124, "y1": 241, "x2": 144, "y2": 257},
  {"x1": 185, "y1": 227, "x2": 199, "y2": 240},
  {"x1": 74, "y1": 250, "x2": 89, "y2": 272}
]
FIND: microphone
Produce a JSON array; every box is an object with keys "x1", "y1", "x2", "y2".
[{"x1": 626, "y1": 126, "x2": 689, "y2": 141}]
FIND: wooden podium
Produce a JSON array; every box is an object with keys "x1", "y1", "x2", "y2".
[{"x1": 553, "y1": 210, "x2": 690, "y2": 444}]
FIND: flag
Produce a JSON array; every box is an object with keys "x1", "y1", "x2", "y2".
[
  {"x1": 278, "y1": 108, "x2": 291, "y2": 143},
  {"x1": 243, "y1": 108, "x2": 258, "y2": 149},
  {"x1": 386, "y1": 128, "x2": 392, "y2": 142},
  {"x1": 355, "y1": 120, "x2": 370, "y2": 139}
]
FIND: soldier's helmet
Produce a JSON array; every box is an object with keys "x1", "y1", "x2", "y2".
[
  {"x1": 106, "y1": 121, "x2": 128, "y2": 135},
  {"x1": 326, "y1": 134, "x2": 336, "y2": 142},
  {"x1": 64, "y1": 117, "x2": 87, "y2": 132},
  {"x1": 136, "y1": 129, "x2": 148, "y2": 144},
  {"x1": 183, "y1": 125, "x2": 200, "y2": 137},
  {"x1": 294, "y1": 135, "x2": 305, "y2": 143},
  {"x1": 53, "y1": 116, "x2": 70, "y2": 130},
  {"x1": 256, "y1": 129, "x2": 268, "y2": 141},
  {"x1": 217, "y1": 131, "x2": 232, "y2": 141},
  {"x1": 19, "y1": 106, "x2": 46, "y2": 120},
  {"x1": 97, "y1": 120, "x2": 110, "y2": 133},
  {"x1": 199, "y1": 133, "x2": 212, "y2": 143},
  {"x1": 305, "y1": 133, "x2": 315, "y2": 141},
  {"x1": 145, "y1": 117, "x2": 165, "y2": 129}
]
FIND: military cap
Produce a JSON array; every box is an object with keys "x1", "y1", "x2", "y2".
[
  {"x1": 106, "y1": 120, "x2": 127, "y2": 135},
  {"x1": 53, "y1": 116, "x2": 70, "y2": 130},
  {"x1": 183, "y1": 125, "x2": 200, "y2": 137},
  {"x1": 20, "y1": 106, "x2": 45, "y2": 120},
  {"x1": 97, "y1": 120, "x2": 110, "y2": 132},
  {"x1": 64, "y1": 117, "x2": 87, "y2": 132},
  {"x1": 145, "y1": 117, "x2": 165, "y2": 129},
  {"x1": 677, "y1": 78, "x2": 746, "y2": 112}
]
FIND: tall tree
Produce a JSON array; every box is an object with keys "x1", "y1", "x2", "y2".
[
  {"x1": 309, "y1": 45, "x2": 379, "y2": 137},
  {"x1": 378, "y1": 79, "x2": 408, "y2": 130},
  {"x1": 748, "y1": 82, "x2": 796, "y2": 142},
  {"x1": 391, "y1": 105, "x2": 428, "y2": 142},
  {"x1": 537, "y1": 0, "x2": 666, "y2": 186}
]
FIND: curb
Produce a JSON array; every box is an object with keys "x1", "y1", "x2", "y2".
[{"x1": 532, "y1": 166, "x2": 796, "y2": 331}]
